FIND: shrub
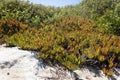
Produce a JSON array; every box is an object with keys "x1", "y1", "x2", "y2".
[
  {"x1": 6, "y1": 16, "x2": 120, "y2": 76},
  {"x1": 0, "y1": 18, "x2": 28, "y2": 44},
  {"x1": 97, "y1": 10, "x2": 120, "y2": 35},
  {"x1": 0, "y1": 0, "x2": 56, "y2": 28}
]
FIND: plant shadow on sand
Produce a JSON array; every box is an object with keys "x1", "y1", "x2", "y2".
[
  {"x1": 24, "y1": 50, "x2": 120, "y2": 80},
  {"x1": 79, "y1": 64, "x2": 120, "y2": 80}
]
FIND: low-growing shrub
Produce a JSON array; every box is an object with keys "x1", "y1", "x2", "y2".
[
  {"x1": 6, "y1": 16, "x2": 120, "y2": 76},
  {"x1": 0, "y1": 18, "x2": 28, "y2": 44}
]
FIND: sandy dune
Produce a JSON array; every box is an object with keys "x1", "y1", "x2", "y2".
[{"x1": 0, "y1": 44, "x2": 120, "y2": 80}]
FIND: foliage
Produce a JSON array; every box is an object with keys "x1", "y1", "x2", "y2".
[
  {"x1": 0, "y1": 0, "x2": 120, "y2": 77},
  {"x1": 0, "y1": 18, "x2": 28, "y2": 44},
  {"x1": 60, "y1": 0, "x2": 120, "y2": 35},
  {"x1": 97, "y1": 2, "x2": 120, "y2": 35},
  {"x1": 0, "y1": 0, "x2": 120, "y2": 34},
  {"x1": 75, "y1": 0, "x2": 120, "y2": 35},
  {"x1": 74, "y1": 0, "x2": 118, "y2": 19},
  {"x1": 98, "y1": 14, "x2": 120, "y2": 35},
  {"x1": 0, "y1": 0, "x2": 56, "y2": 28},
  {"x1": 6, "y1": 16, "x2": 120, "y2": 76}
]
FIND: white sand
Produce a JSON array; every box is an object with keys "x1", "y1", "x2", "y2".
[{"x1": 0, "y1": 44, "x2": 120, "y2": 80}]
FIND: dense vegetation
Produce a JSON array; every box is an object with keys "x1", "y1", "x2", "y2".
[{"x1": 0, "y1": 0, "x2": 120, "y2": 76}]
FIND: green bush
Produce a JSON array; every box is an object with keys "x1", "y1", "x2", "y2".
[
  {"x1": 0, "y1": 0, "x2": 56, "y2": 28},
  {"x1": 97, "y1": 9, "x2": 120, "y2": 35}
]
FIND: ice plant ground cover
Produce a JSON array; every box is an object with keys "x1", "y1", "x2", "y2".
[{"x1": 0, "y1": 44, "x2": 120, "y2": 80}]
